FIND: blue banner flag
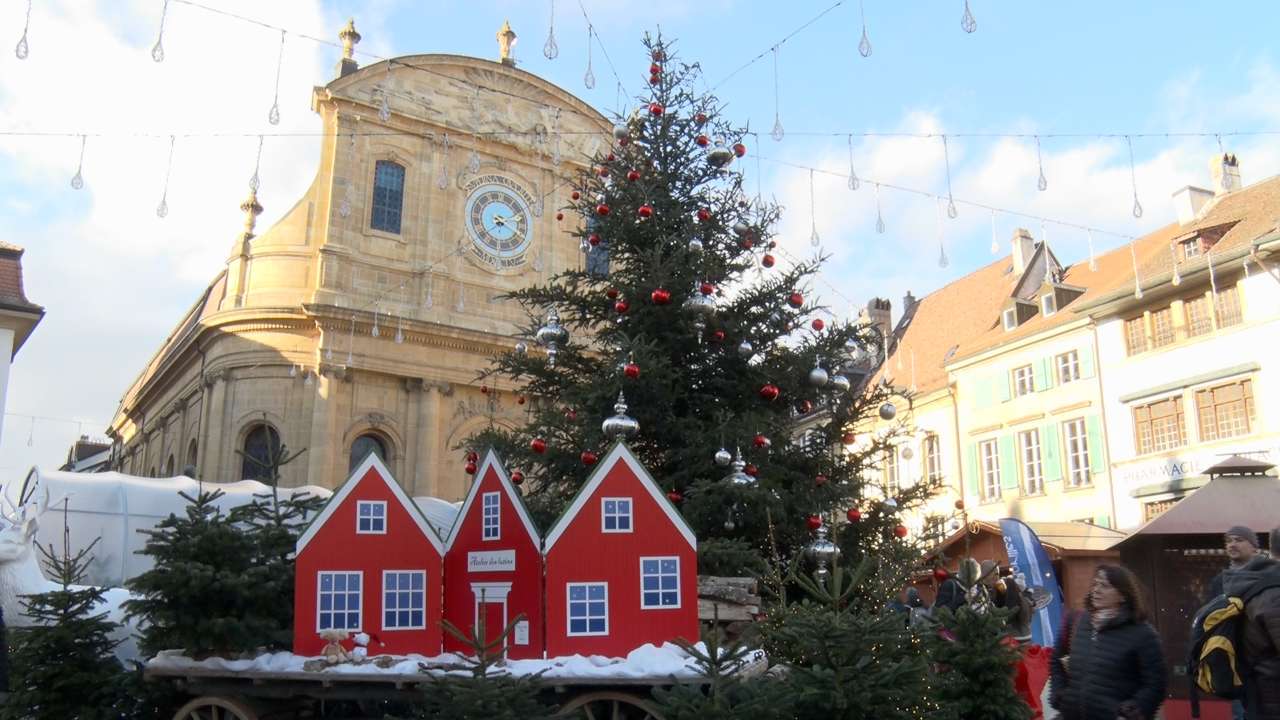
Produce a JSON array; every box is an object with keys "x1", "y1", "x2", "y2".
[{"x1": 998, "y1": 517, "x2": 1064, "y2": 647}]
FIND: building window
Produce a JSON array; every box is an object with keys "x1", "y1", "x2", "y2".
[
  {"x1": 164, "y1": 454, "x2": 175, "y2": 477},
  {"x1": 923, "y1": 515, "x2": 948, "y2": 545},
  {"x1": 1012, "y1": 365, "x2": 1035, "y2": 397},
  {"x1": 979, "y1": 440, "x2": 1001, "y2": 502},
  {"x1": 1134, "y1": 397, "x2": 1186, "y2": 455},
  {"x1": 1056, "y1": 350, "x2": 1081, "y2": 384},
  {"x1": 1214, "y1": 284, "x2": 1242, "y2": 328},
  {"x1": 883, "y1": 447, "x2": 899, "y2": 495},
  {"x1": 923, "y1": 434, "x2": 942, "y2": 483},
  {"x1": 357, "y1": 501, "x2": 386, "y2": 534},
  {"x1": 382, "y1": 571, "x2": 425, "y2": 630},
  {"x1": 1186, "y1": 294, "x2": 1213, "y2": 337},
  {"x1": 1041, "y1": 293, "x2": 1057, "y2": 316},
  {"x1": 317, "y1": 571, "x2": 362, "y2": 631},
  {"x1": 640, "y1": 557, "x2": 680, "y2": 608},
  {"x1": 1196, "y1": 379, "x2": 1255, "y2": 442},
  {"x1": 1144, "y1": 498, "x2": 1181, "y2": 522},
  {"x1": 1002, "y1": 308, "x2": 1017, "y2": 331},
  {"x1": 241, "y1": 424, "x2": 281, "y2": 481},
  {"x1": 349, "y1": 433, "x2": 388, "y2": 473},
  {"x1": 567, "y1": 583, "x2": 608, "y2": 636},
  {"x1": 370, "y1": 160, "x2": 405, "y2": 234},
  {"x1": 482, "y1": 492, "x2": 501, "y2": 540},
  {"x1": 1150, "y1": 307, "x2": 1175, "y2": 348},
  {"x1": 602, "y1": 498, "x2": 632, "y2": 533},
  {"x1": 1124, "y1": 316, "x2": 1147, "y2": 356},
  {"x1": 1063, "y1": 419, "x2": 1090, "y2": 487},
  {"x1": 186, "y1": 439, "x2": 198, "y2": 472},
  {"x1": 1181, "y1": 239, "x2": 1201, "y2": 260},
  {"x1": 1018, "y1": 430, "x2": 1044, "y2": 495}
]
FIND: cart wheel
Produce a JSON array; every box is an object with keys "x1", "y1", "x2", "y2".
[
  {"x1": 171, "y1": 695, "x2": 262, "y2": 720},
  {"x1": 555, "y1": 690, "x2": 667, "y2": 720}
]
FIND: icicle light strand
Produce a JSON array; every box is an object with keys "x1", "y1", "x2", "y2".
[
  {"x1": 151, "y1": 0, "x2": 170, "y2": 62},
  {"x1": 15, "y1": 0, "x2": 32, "y2": 59},
  {"x1": 268, "y1": 29, "x2": 286, "y2": 125}
]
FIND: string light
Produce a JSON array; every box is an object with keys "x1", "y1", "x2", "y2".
[
  {"x1": 960, "y1": 0, "x2": 978, "y2": 33},
  {"x1": 711, "y1": 0, "x2": 844, "y2": 91},
  {"x1": 575, "y1": 0, "x2": 626, "y2": 97},
  {"x1": 248, "y1": 134, "x2": 264, "y2": 192},
  {"x1": 857, "y1": 0, "x2": 872, "y2": 58},
  {"x1": 14, "y1": 0, "x2": 32, "y2": 60},
  {"x1": 874, "y1": 182, "x2": 885, "y2": 234},
  {"x1": 809, "y1": 169, "x2": 821, "y2": 248},
  {"x1": 846, "y1": 135, "x2": 860, "y2": 190},
  {"x1": 543, "y1": 0, "x2": 559, "y2": 60},
  {"x1": 771, "y1": 47, "x2": 785, "y2": 141},
  {"x1": 940, "y1": 135, "x2": 957, "y2": 218},
  {"x1": 582, "y1": 21, "x2": 595, "y2": 90},
  {"x1": 268, "y1": 29, "x2": 285, "y2": 125},
  {"x1": 989, "y1": 209, "x2": 998, "y2": 254},
  {"x1": 936, "y1": 198, "x2": 949, "y2": 268},
  {"x1": 1129, "y1": 241, "x2": 1143, "y2": 300},
  {"x1": 1126, "y1": 135, "x2": 1143, "y2": 218},
  {"x1": 1170, "y1": 244, "x2": 1182, "y2": 286},
  {"x1": 156, "y1": 135, "x2": 176, "y2": 219},
  {"x1": 70, "y1": 135, "x2": 86, "y2": 190},
  {"x1": 151, "y1": 0, "x2": 169, "y2": 62},
  {"x1": 1035, "y1": 135, "x2": 1047, "y2": 192}
]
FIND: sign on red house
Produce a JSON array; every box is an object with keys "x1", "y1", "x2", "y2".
[
  {"x1": 442, "y1": 450, "x2": 543, "y2": 659},
  {"x1": 293, "y1": 453, "x2": 446, "y2": 656},
  {"x1": 542, "y1": 442, "x2": 699, "y2": 658}
]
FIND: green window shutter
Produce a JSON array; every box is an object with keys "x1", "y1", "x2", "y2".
[
  {"x1": 1034, "y1": 357, "x2": 1052, "y2": 392},
  {"x1": 1079, "y1": 349, "x2": 1095, "y2": 379},
  {"x1": 965, "y1": 443, "x2": 979, "y2": 498},
  {"x1": 998, "y1": 435, "x2": 1019, "y2": 491},
  {"x1": 1041, "y1": 422, "x2": 1062, "y2": 484},
  {"x1": 999, "y1": 372, "x2": 1012, "y2": 402},
  {"x1": 1085, "y1": 415, "x2": 1106, "y2": 476},
  {"x1": 1094, "y1": 514, "x2": 1112, "y2": 529}
]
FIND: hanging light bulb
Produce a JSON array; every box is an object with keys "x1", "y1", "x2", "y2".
[
  {"x1": 371, "y1": 310, "x2": 380, "y2": 338},
  {"x1": 395, "y1": 317, "x2": 405, "y2": 344},
  {"x1": 14, "y1": 0, "x2": 31, "y2": 60},
  {"x1": 770, "y1": 48, "x2": 784, "y2": 141},
  {"x1": 583, "y1": 25, "x2": 596, "y2": 89},
  {"x1": 857, "y1": 0, "x2": 872, "y2": 57},
  {"x1": 268, "y1": 30, "x2": 285, "y2": 125},
  {"x1": 70, "y1": 135, "x2": 87, "y2": 190},
  {"x1": 304, "y1": 371, "x2": 314, "y2": 387},
  {"x1": 874, "y1": 183, "x2": 886, "y2": 234},
  {"x1": 960, "y1": 0, "x2": 978, "y2": 33},
  {"x1": 543, "y1": 0, "x2": 559, "y2": 59},
  {"x1": 1035, "y1": 136, "x2": 1048, "y2": 191},
  {"x1": 808, "y1": 169, "x2": 820, "y2": 247},
  {"x1": 468, "y1": 143, "x2": 482, "y2": 174},
  {"x1": 847, "y1": 135, "x2": 860, "y2": 191},
  {"x1": 436, "y1": 135, "x2": 451, "y2": 190},
  {"x1": 151, "y1": 0, "x2": 169, "y2": 62}
]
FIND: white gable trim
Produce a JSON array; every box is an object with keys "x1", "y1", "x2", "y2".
[
  {"x1": 444, "y1": 448, "x2": 541, "y2": 553},
  {"x1": 296, "y1": 453, "x2": 444, "y2": 556},
  {"x1": 543, "y1": 442, "x2": 696, "y2": 554}
]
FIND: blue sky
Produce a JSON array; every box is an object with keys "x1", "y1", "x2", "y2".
[{"x1": 1, "y1": 0, "x2": 1279, "y2": 476}]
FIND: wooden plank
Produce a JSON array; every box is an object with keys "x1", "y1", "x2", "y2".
[{"x1": 698, "y1": 598, "x2": 758, "y2": 622}]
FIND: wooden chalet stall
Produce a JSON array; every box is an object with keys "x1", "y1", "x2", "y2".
[
  {"x1": 1112, "y1": 455, "x2": 1280, "y2": 720},
  {"x1": 442, "y1": 449, "x2": 543, "y2": 659},
  {"x1": 293, "y1": 454, "x2": 446, "y2": 656},
  {"x1": 543, "y1": 442, "x2": 700, "y2": 658}
]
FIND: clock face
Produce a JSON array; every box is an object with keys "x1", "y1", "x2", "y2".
[{"x1": 463, "y1": 176, "x2": 535, "y2": 270}]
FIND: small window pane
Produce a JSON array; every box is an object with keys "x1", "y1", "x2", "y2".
[{"x1": 371, "y1": 161, "x2": 405, "y2": 234}]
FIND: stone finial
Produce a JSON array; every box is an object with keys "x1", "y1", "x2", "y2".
[
  {"x1": 240, "y1": 188, "x2": 263, "y2": 240},
  {"x1": 497, "y1": 20, "x2": 517, "y2": 66},
  {"x1": 336, "y1": 18, "x2": 361, "y2": 78}
]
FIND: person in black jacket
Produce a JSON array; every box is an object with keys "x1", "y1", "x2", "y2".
[{"x1": 1049, "y1": 564, "x2": 1167, "y2": 720}]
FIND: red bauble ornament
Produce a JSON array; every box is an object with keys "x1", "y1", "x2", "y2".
[
  {"x1": 744, "y1": 463, "x2": 759, "y2": 477},
  {"x1": 759, "y1": 384, "x2": 781, "y2": 401},
  {"x1": 465, "y1": 461, "x2": 477, "y2": 474},
  {"x1": 638, "y1": 204, "x2": 654, "y2": 218},
  {"x1": 466, "y1": 451, "x2": 479, "y2": 462},
  {"x1": 649, "y1": 102, "x2": 664, "y2": 116},
  {"x1": 700, "y1": 282, "x2": 715, "y2": 296},
  {"x1": 627, "y1": 169, "x2": 641, "y2": 182},
  {"x1": 667, "y1": 490, "x2": 683, "y2": 503},
  {"x1": 841, "y1": 432, "x2": 857, "y2": 445},
  {"x1": 694, "y1": 112, "x2": 708, "y2": 125},
  {"x1": 846, "y1": 508, "x2": 862, "y2": 523},
  {"x1": 649, "y1": 62, "x2": 661, "y2": 75},
  {"x1": 517, "y1": 395, "x2": 526, "y2": 405},
  {"x1": 806, "y1": 515, "x2": 823, "y2": 531},
  {"x1": 651, "y1": 48, "x2": 666, "y2": 62},
  {"x1": 733, "y1": 142, "x2": 747, "y2": 157},
  {"x1": 815, "y1": 473, "x2": 828, "y2": 486},
  {"x1": 555, "y1": 211, "x2": 564, "y2": 221},
  {"x1": 762, "y1": 254, "x2": 775, "y2": 268},
  {"x1": 480, "y1": 385, "x2": 489, "y2": 395},
  {"x1": 788, "y1": 292, "x2": 804, "y2": 309},
  {"x1": 710, "y1": 330, "x2": 725, "y2": 343},
  {"x1": 581, "y1": 450, "x2": 598, "y2": 466},
  {"x1": 811, "y1": 318, "x2": 825, "y2": 331},
  {"x1": 954, "y1": 499, "x2": 965, "y2": 511},
  {"x1": 768, "y1": 240, "x2": 777, "y2": 249},
  {"x1": 649, "y1": 74, "x2": 660, "y2": 86},
  {"x1": 933, "y1": 567, "x2": 950, "y2": 582},
  {"x1": 894, "y1": 524, "x2": 909, "y2": 539},
  {"x1": 618, "y1": 136, "x2": 630, "y2": 146},
  {"x1": 650, "y1": 288, "x2": 671, "y2": 305},
  {"x1": 571, "y1": 190, "x2": 581, "y2": 200},
  {"x1": 605, "y1": 287, "x2": 619, "y2": 299},
  {"x1": 753, "y1": 433, "x2": 770, "y2": 449},
  {"x1": 530, "y1": 438, "x2": 547, "y2": 454},
  {"x1": 605, "y1": 152, "x2": 616, "y2": 162},
  {"x1": 695, "y1": 134, "x2": 710, "y2": 147},
  {"x1": 739, "y1": 238, "x2": 754, "y2": 250},
  {"x1": 564, "y1": 408, "x2": 578, "y2": 421},
  {"x1": 589, "y1": 233, "x2": 602, "y2": 246},
  {"x1": 511, "y1": 470, "x2": 524, "y2": 485},
  {"x1": 596, "y1": 204, "x2": 611, "y2": 216},
  {"x1": 798, "y1": 399, "x2": 814, "y2": 414},
  {"x1": 697, "y1": 208, "x2": 712, "y2": 222},
  {"x1": 623, "y1": 362, "x2": 640, "y2": 379},
  {"x1": 614, "y1": 300, "x2": 630, "y2": 314}
]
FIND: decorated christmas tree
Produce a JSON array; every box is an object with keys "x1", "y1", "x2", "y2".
[
  {"x1": 1, "y1": 532, "x2": 123, "y2": 720},
  {"x1": 472, "y1": 33, "x2": 934, "y2": 575}
]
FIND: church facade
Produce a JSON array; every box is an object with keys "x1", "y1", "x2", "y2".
[{"x1": 107, "y1": 23, "x2": 608, "y2": 500}]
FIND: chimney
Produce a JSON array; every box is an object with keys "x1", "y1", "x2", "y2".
[
  {"x1": 858, "y1": 297, "x2": 893, "y2": 351},
  {"x1": 1011, "y1": 228, "x2": 1036, "y2": 275},
  {"x1": 902, "y1": 291, "x2": 918, "y2": 317},
  {"x1": 1171, "y1": 185, "x2": 1213, "y2": 225},
  {"x1": 1210, "y1": 153, "x2": 1241, "y2": 196}
]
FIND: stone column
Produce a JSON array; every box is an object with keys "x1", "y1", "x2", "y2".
[
  {"x1": 201, "y1": 369, "x2": 230, "y2": 482},
  {"x1": 402, "y1": 378, "x2": 426, "y2": 495},
  {"x1": 306, "y1": 364, "x2": 345, "y2": 489},
  {"x1": 421, "y1": 382, "x2": 451, "y2": 497}
]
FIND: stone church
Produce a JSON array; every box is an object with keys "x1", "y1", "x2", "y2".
[{"x1": 107, "y1": 21, "x2": 608, "y2": 500}]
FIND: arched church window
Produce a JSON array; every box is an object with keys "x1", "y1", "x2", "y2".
[
  {"x1": 349, "y1": 433, "x2": 388, "y2": 473},
  {"x1": 371, "y1": 161, "x2": 405, "y2": 234},
  {"x1": 164, "y1": 454, "x2": 175, "y2": 476},
  {"x1": 186, "y1": 439, "x2": 198, "y2": 471},
  {"x1": 242, "y1": 424, "x2": 281, "y2": 481}
]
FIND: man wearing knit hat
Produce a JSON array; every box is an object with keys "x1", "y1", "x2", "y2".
[
  {"x1": 1208, "y1": 526, "x2": 1260, "y2": 600},
  {"x1": 1219, "y1": 526, "x2": 1280, "y2": 720}
]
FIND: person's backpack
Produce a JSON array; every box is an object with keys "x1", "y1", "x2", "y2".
[{"x1": 1187, "y1": 577, "x2": 1280, "y2": 717}]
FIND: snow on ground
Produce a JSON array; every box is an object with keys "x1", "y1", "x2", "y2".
[{"x1": 147, "y1": 642, "x2": 724, "y2": 681}]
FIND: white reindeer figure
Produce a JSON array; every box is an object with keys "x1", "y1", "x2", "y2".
[{"x1": 0, "y1": 484, "x2": 139, "y2": 662}]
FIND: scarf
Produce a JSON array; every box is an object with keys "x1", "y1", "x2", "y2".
[{"x1": 1091, "y1": 606, "x2": 1120, "y2": 630}]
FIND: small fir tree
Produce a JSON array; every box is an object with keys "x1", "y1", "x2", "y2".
[
  {"x1": 651, "y1": 626, "x2": 781, "y2": 720},
  {"x1": 1, "y1": 533, "x2": 123, "y2": 720}
]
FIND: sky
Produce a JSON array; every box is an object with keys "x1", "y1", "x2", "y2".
[{"x1": 1, "y1": 0, "x2": 1279, "y2": 476}]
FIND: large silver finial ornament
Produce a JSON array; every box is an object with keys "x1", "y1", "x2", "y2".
[
  {"x1": 722, "y1": 448, "x2": 754, "y2": 485},
  {"x1": 714, "y1": 447, "x2": 733, "y2": 466},
  {"x1": 830, "y1": 373, "x2": 851, "y2": 392},
  {"x1": 807, "y1": 362, "x2": 829, "y2": 387},
  {"x1": 601, "y1": 391, "x2": 640, "y2": 440},
  {"x1": 535, "y1": 307, "x2": 569, "y2": 367},
  {"x1": 879, "y1": 401, "x2": 897, "y2": 421},
  {"x1": 804, "y1": 523, "x2": 841, "y2": 581},
  {"x1": 707, "y1": 141, "x2": 734, "y2": 169},
  {"x1": 687, "y1": 237, "x2": 704, "y2": 254},
  {"x1": 737, "y1": 339, "x2": 754, "y2": 359},
  {"x1": 612, "y1": 124, "x2": 630, "y2": 141},
  {"x1": 681, "y1": 284, "x2": 717, "y2": 334}
]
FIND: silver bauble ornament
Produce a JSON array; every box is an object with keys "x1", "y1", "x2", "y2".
[
  {"x1": 830, "y1": 373, "x2": 851, "y2": 392},
  {"x1": 900, "y1": 446, "x2": 914, "y2": 461},
  {"x1": 601, "y1": 391, "x2": 640, "y2": 440},
  {"x1": 686, "y1": 237, "x2": 704, "y2": 254},
  {"x1": 682, "y1": 287, "x2": 717, "y2": 334},
  {"x1": 808, "y1": 364, "x2": 829, "y2": 387},
  {"x1": 724, "y1": 519, "x2": 736, "y2": 531},
  {"x1": 732, "y1": 220, "x2": 751, "y2": 237},
  {"x1": 722, "y1": 449, "x2": 754, "y2": 485},
  {"x1": 612, "y1": 124, "x2": 630, "y2": 141},
  {"x1": 737, "y1": 340, "x2": 754, "y2": 359},
  {"x1": 879, "y1": 402, "x2": 897, "y2": 421},
  {"x1": 714, "y1": 447, "x2": 733, "y2": 466},
  {"x1": 950, "y1": 518, "x2": 963, "y2": 531},
  {"x1": 514, "y1": 341, "x2": 528, "y2": 356},
  {"x1": 804, "y1": 524, "x2": 841, "y2": 581},
  {"x1": 883, "y1": 497, "x2": 899, "y2": 510},
  {"x1": 707, "y1": 143, "x2": 734, "y2": 168}
]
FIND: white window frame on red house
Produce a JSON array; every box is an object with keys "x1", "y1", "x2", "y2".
[
  {"x1": 639, "y1": 556, "x2": 681, "y2": 609},
  {"x1": 482, "y1": 491, "x2": 501, "y2": 540},
  {"x1": 566, "y1": 582, "x2": 609, "y2": 636},
  {"x1": 382, "y1": 570, "x2": 426, "y2": 631},
  {"x1": 601, "y1": 497, "x2": 633, "y2": 533},
  {"x1": 356, "y1": 501, "x2": 386, "y2": 534},
  {"x1": 317, "y1": 570, "x2": 363, "y2": 633}
]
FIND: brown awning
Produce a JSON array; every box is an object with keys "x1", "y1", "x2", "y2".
[
  {"x1": 927, "y1": 519, "x2": 1128, "y2": 561},
  {"x1": 1114, "y1": 472, "x2": 1280, "y2": 546},
  {"x1": 1205, "y1": 454, "x2": 1276, "y2": 477}
]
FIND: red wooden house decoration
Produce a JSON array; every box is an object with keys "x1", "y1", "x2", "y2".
[
  {"x1": 293, "y1": 453, "x2": 446, "y2": 656},
  {"x1": 442, "y1": 449, "x2": 543, "y2": 659},
  {"x1": 542, "y1": 442, "x2": 699, "y2": 658}
]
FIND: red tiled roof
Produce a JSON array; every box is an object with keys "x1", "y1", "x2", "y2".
[{"x1": 0, "y1": 242, "x2": 43, "y2": 314}]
